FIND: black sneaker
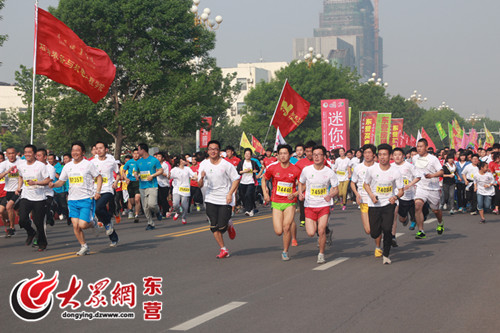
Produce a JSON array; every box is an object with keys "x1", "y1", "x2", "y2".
[
  {"x1": 6, "y1": 228, "x2": 12, "y2": 238},
  {"x1": 47, "y1": 216, "x2": 55, "y2": 226},
  {"x1": 25, "y1": 234, "x2": 35, "y2": 246},
  {"x1": 391, "y1": 236, "x2": 398, "y2": 247},
  {"x1": 9, "y1": 228, "x2": 15, "y2": 237}
]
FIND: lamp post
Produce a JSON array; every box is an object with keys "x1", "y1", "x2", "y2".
[
  {"x1": 406, "y1": 90, "x2": 427, "y2": 104},
  {"x1": 437, "y1": 101, "x2": 453, "y2": 111},
  {"x1": 190, "y1": 0, "x2": 223, "y2": 30},
  {"x1": 302, "y1": 47, "x2": 328, "y2": 68},
  {"x1": 367, "y1": 72, "x2": 388, "y2": 88}
]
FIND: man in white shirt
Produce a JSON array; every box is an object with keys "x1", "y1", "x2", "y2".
[
  {"x1": 333, "y1": 147, "x2": 350, "y2": 211},
  {"x1": 463, "y1": 154, "x2": 480, "y2": 215},
  {"x1": 0, "y1": 147, "x2": 21, "y2": 237},
  {"x1": 35, "y1": 148, "x2": 56, "y2": 227}
]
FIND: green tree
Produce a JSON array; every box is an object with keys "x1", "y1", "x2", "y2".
[{"x1": 0, "y1": 0, "x2": 8, "y2": 66}]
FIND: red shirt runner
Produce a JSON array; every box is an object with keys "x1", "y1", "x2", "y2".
[
  {"x1": 263, "y1": 156, "x2": 277, "y2": 168},
  {"x1": 224, "y1": 156, "x2": 241, "y2": 168},
  {"x1": 264, "y1": 162, "x2": 301, "y2": 203}
]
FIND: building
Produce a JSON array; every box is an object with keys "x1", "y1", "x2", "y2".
[
  {"x1": 221, "y1": 61, "x2": 287, "y2": 124},
  {"x1": 293, "y1": 0, "x2": 382, "y2": 80}
]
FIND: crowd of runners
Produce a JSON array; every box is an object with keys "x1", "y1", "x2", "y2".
[{"x1": 2, "y1": 139, "x2": 499, "y2": 264}]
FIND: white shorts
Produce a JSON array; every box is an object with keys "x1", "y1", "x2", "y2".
[{"x1": 415, "y1": 187, "x2": 441, "y2": 210}]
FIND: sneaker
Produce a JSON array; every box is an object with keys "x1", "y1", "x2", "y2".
[
  {"x1": 115, "y1": 215, "x2": 121, "y2": 224},
  {"x1": 76, "y1": 244, "x2": 89, "y2": 256},
  {"x1": 6, "y1": 228, "x2": 12, "y2": 238},
  {"x1": 248, "y1": 210, "x2": 254, "y2": 217},
  {"x1": 300, "y1": 221, "x2": 305, "y2": 227},
  {"x1": 122, "y1": 209, "x2": 128, "y2": 216},
  {"x1": 105, "y1": 223, "x2": 114, "y2": 236},
  {"x1": 480, "y1": 219, "x2": 486, "y2": 224},
  {"x1": 110, "y1": 241, "x2": 118, "y2": 247},
  {"x1": 67, "y1": 218, "x2": 72, "y2": 226},
  {"x1": 196, "y1": 205, "x2": 201, "y2": 212},
  {"x1": 59, "y1": 214, "x2": 64, "y2": 221},
  {"x1": 47, "y1": 216, "x2": 55, "y2": 226},
  {"x1": 415, "y1": 231, "x2": 426, "y2": 239},
  {"x1": 436, "y1": 223, "x2": 444, "y2": 235},
  {"x1": 470, "y1": 211, "x2": 478, "y2": 216},
  {"x1": 383, "y1": 256, "x2": 392, "y2": 265},
  {"x1": 391, "y1": 236, "x2": 398, "y2": 247},
  {"x1": 494, "y1": 209, "x2": 500, "y2": 215},
  {"x1": 342, "y1": 205, "x2": 346, "y2": 211},
  {"x1": 173, "y1": 213, "x2": 179, "y2": 221},
  {"x1": 227, "y1": 222, "x2": 236, "y2": 240},
  {"x1": 450, "y1": 210, "x2": 455, "y2": 215},
  {"x1": 134, "y1": 215, "x2": 139, "y2": 223},
  {"x1": 145, "y1": 224, "x2": 155, "y2": 230},
  {"x1": 128, "y1": 211, "x2": 134, "y2": 219},
  {"x1": 182, "y1": 219, "x2": 187, "y2": 225},
  {"x1": 32, "y1": 238, "x2": 38, "y2": 248},
  {"x1": 374, "y1": 248, "x2": 383, "y2": 258},
  {"x1": 281, "y1": 251, "x2": 290, "y2": 261},
  {"x1": 291, "y1": 239, "x2": 298, "y2": 247},
  {"x1": 244, "y1": 211, "x2": 250, "y2": 216},
  {"x1": 409, "y1": 221, "x2": 416, "y2": 230},
  {"x1": 156, "y1": 212, "x2": 162, "y2": 221},
  {"x1": 458, "y1": 207, "x2": 464, "y2": 213},
  {"x1": 317, "y1": 253, "x2": 326, "y2": 264},
  {"x1": 37, "y1": 246, "x2": 47, "y2": 252},
  {"x1": 401, "y1": 219, "x2": 409, "y2": 227},
  {"x1": 10, "y1": 228, "x2": 15, "y2": 236},
  {"x1": 217, "y1": 248, "x2": 230, "y2": 259},
  {"x1": 25, "y1": 233, "x2": 35, "y2": 246}
]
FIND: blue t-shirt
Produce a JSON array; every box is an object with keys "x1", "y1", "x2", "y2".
[
  {"x1": 123, "y1": 159, "x2": 140, "y2": 181},
  {"x1": 137, "y1": 156, "x2": 162, "y2": 189},
  {"x1": 251, "y1": 157, "x2": 262, "y2": 185},
  {"x1": 290, "y1": 156, "x2": 298, "y2": 165},
  {"x1": 53, "y1": 162, "x2": 69, "y2": 193}
]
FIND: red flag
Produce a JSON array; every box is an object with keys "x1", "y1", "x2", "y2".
[
  {"x1": 421, "y1": 127, "x2": 436, "y2": 151},
  {"x1": 270, "y1": 80, "x2": 310, "y2": 138},
  {"x1": 199, "y1": 117, "x2": 212, "y2": 148},
  {"x1": 251, "y1": 136, "x2": 265, "y2": 155},
  {"x1": 410, "y1": 134, "x2": 416, "y2": 147},
  {"x1": 403, "y1": 132, "x2": 410, "y2": 147},
  {"x1": 35, "y1": 8, "x2": 116, "y2": 103}
]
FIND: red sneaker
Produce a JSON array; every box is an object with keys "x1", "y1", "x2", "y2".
[
  {"x1": 182, "y1": 219, "x2": 187, "y2": 225},
  {"x1": 115, "y1": 215, "x2": 121, "y2": 224},
  {"x1": 291, "y1": 239, "x2": 298, "y2": 247},
  {"x1": 227, "y1": 222, "x2": 236, "y2": 240},
  {"x1": 173, "y1": 213, "x2": 179, "y2": 221},
  {"x1": 216, "y1": 248, "x2": 230, "y2": 259}
]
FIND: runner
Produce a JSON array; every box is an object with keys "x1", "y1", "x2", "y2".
[
  {"x1": 49, "y1": 153, "x2": 69, "y2": 224},
  {"x1": 156, "y1": 152, "x2": 171, "y2": 217},
  {"x1": 412, "y1": 139, "x2": 445, "y2": 239},
  {"x1": 136, "y1": 143, "x2": 163, "y2": 230},
  {"x1": 298, "y1": 145, "x2": 339, "y2": 264},
  {"x1": 463, "y1": 154, "x2": 480, "y2": 215},
  {"x1": 333, "y1": 147, "x2": 350, "y2": 211},
  {"x1": 92, "y1": 141, "x2": 120, "y2": 246},
  {"x1": 122, "y1": 150, "x2": 141, "y2": 223},
  {"x1": 189, "y1": 152, "x2": 204, "y2": 212},
  {"x1": 170, "y1": 155, "x2": 194, "y2": 224},
  {"x1": 295, "y1": 141, "x2": 316, "y2": 228},
  {"x1": 35, "y1": 148, "x2": 56, "y2": 227},
  {"x1": 237, "y1": 148, "x2": 260, "y2": 217},
  {"x1": 50, "y1": 141, "x2": 102, "y2": 255},
  {"x1": 262, "y1": 144, "x2": 301, "y2": 261},
  {"x1": 488, "y1": 152, "x2": 500, "y2": 214},
  {"x1": 0, "y1": 152, "x2": 7, "y2": 234},
  {"x1": 363, "y1": 144, "x2": 404, "y2": 264},
  {"x1": 198, "y1": 140, "x2": 240, "y2": 259},
  {"x1": 474, "y1": 161, "x2": 495, "y2": 223},
  {"x1": 0, "y1": 147, "x2": 22, "y2": 237},
  {"x1": 17, "y1": 145, "x2": 52, "y2": 251},
  {"x1": 350, "y1": 144, "x2": 383, "y2": 257}
]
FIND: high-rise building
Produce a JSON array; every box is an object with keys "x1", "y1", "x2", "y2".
[{"x1": 293, "y1": 0, "x2": 382, "y2": 80}]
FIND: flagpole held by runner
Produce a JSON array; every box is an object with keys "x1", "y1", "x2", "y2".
[
  {"x1": 31, "y1": 1, "x2": 39, "y2": 144},
  {"x1": 263, "y1": 79, "x2": 288, "y2": 149}
]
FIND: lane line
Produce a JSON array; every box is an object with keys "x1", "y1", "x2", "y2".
[
  {"x1": 424, "y1": 218, "x2": 437, "y2": 224},
  {"x1": 313, "y1": 257, "x2": 349, "y2": 271},
  {"x1": 169, "y1": 301, "x2": 247, "y2": 331},
  {"x1": 34, "y1": 252, "x2": 97, "y2": 264},
  {"x1": 12, "y1": 252, "x2": 77, "y2": 265},
  {"x1": 395, "y1": 233, "x2": 404, "y2": 238}
]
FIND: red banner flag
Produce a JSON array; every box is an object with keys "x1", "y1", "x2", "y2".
[
  {"x1": 410, "y1": 134, "x2": 416, "y2": 147},
  {"x1": 403, "y1": 132, "x2": 410, "y2": 147},
  {"x1": 270, "y1": 80, "x2": 310, "y2": 138},
  {"x1": 251, "y1": 135, "x2": 265, "y2": 155},
  {"x1": 359, "y1": 111, "x2": 378, "y2": 146},
  {"x1": 321, "y1": 99, "x2": 350, "y2": 150},
  {"x1": 35, "y1": 8, "x2": 116, "y2": 103},
  {"x1": 421, "y1": 127, "x2": 436, "y2": 151},
  {"x1": 199, "y1": 117, "x2": 212, "y2": 148},
  {"x1": 389, "y1": 118, "x2": 404, "y2": 148}
]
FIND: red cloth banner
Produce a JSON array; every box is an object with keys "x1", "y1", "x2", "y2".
[
  {"x1": 410, "y1": 134, "x2": 417, "y2": 147},
  {"x1": 252, "y1": 136, "x2": 265, "y2": 155},
  {"x1": 199, "y1": 117, "x2": 212, "y2": 148},
  {"x1": 421, "y1": 127, "x2": 437, "y2": 151},
  {"x1": 403, "y1": 132, "x2": 410, "y2": 147},
  {"x1": 359, "y1": 111, "x2": 378, "y2": 146},
  {"x1": 389, "y1": 118, "x2": 404, "y2": 148},
  {"x1": 321, "y1": 99, "x2": 350, "y2": 150},
  {"x1": 35, "y1": 8, "x2": 116, "y2": 103},
  {"x1": 271, "y1": 80, "x2": 310, "y2": 138}
]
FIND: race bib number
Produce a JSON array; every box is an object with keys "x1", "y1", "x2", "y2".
[
  {"x1": 24, "y1": 178, "x2": 38, "y2": 187},
  {"x1": 94, "y1": 177, "x2": 109, "y2": 184},
  {"x1": 403, "y1": 178, "x2": 410, "y2": 186},
  {"x1": 310, "y1": 185, "x2": 327, "y2": 196},
  {"x1": 276, "y1": 181, "x2": 293, "y2": 196},
  {"x1": 376, "y1": 185, "x2": 393, "y2": 194},
  {"x1": 179, "y1": 186, "x2": 190, "y2": 193},
  {"x1": 140, "y1": 171, "x2": 151, "y2": 181},
  {"x1": 470, "y1": 174, "x2": 474, "y2": 180},
  {"x1": 336, "y1": 170, "x2": 346, "y2": 176},
  {"x1": 69, "y1": 174, "x2": 84, "y2": 185}
]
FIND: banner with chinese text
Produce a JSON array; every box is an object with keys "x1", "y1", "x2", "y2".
[
  {"x1": 374, "y1": 113, "x2": 392, "y2": 146},
  {"x1": 389, "y1": 118, "x2": 404, "y2": 148},
  {"x1": 321, "y1": 99, "x2": 350, "y2": 150},
  {"x1": 199, "y1": 117, "x2": 212, "y2": 148},
  {"x1": 359, "y1": 111, "x2": 378, "y2": 146}
]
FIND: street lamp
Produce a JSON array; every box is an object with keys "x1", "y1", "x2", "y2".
[
  {"x1": 437, "y1": 101, "x2": 453, "y2": 111},
  {"x1": 190, "y1": 0, "x2": 223, "y2": 30},
  {"x1": 367, "y1": 72, "x2": 388, "y2": 88},
  {"x1": 406, "y1": 89, "x2": 427, "y2": 104},
  {"x1": 303, "y1": 47, "x2": 328, "y2": 67}
]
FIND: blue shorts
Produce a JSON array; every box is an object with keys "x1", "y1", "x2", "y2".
[{"x1": 68, "y1": 198, "x2": 95, "y2": 223}]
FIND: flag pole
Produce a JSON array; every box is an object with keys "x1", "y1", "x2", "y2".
[
  {"x1": 31, "y1": 0, "x2": 39, "y2": 144},
  {"x1": 263, "y1": 79, "x2": 288, "y2": 149}
]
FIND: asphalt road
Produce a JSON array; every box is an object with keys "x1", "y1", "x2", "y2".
[{"x1": 2, "y1": 203, "x2": 500, "y2": 333}]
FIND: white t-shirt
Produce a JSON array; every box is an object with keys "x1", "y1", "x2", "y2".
[
  {"x1": 170, "y1": 167, "x2": 194, "y2": 197},
  {"x1": 157, "y1": 161, "x2": 171, "y2": 188},
  {"x1": 92, "y1": 156, "x2": 119, "y2": 194},
  {"x1": 364, "y1": 164, "x2": 404, "y2": 207},
  {"x1": 18, "y1": 160, "x2": 50, "y2": 201},
  {"x1": 198, "y1": 159, "x2": 240, "y2": 206},
  {"x1": 474, "y1": 172, "x2": 495, "y2": 196},
  {"x1": 240, "y1": 160, "x2": 254, "y2": 185},
  {"x1": 349, "y1": 157, "x2": 360, "y2": 170},
  {"x1": 299, "y1": 164, "x2": 339, "y2": 208},
  {"x1": 0, "y1": 158, "x2": 22, "y2": 192},
  {"x1": 45, "y1": 163, "x2": 56, "y2": 197},
  {"x1": 351, "y1": 162, "x2": 375, "y2": 204},
  {"x1": 333, "y1": 157, "x2": 350, "y2": 182},
  {"x1": 462, "y1": 164, "x2": 479, "y2": 190},
  {"x1": 412, "y1": 154, "x2": 442, "y2": 191},
  {"x1": 60, "y1": 159, "x2": 100, "y2": 201},
  {"x1": 392, "y1": 161, "x2": 419, "y2": 201}
]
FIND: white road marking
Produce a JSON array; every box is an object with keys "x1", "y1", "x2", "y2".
[
  {"x1": 169, "y1": 301, "x2": 247, "y2": 331},
  {"x1": 395, "y1": 233, "x2": 404, "y2": 238},
  {"x1": 424, "y1": 218, "x2": 437, "y2": 224},
  {"x1": 313, "y1": 257, "x2": 349, "y2": 271}
]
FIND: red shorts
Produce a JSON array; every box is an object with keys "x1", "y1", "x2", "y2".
[{"x1": 305, "y1": 206, "x2": 330, "y2": 221}]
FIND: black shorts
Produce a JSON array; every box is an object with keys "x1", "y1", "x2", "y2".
[
  {"x1": 398, "y1": 199, "x2": 415, "y2": 218},
  {"x1": 0, "y1": 192, "x2": 19, "y2": 207},
  {"x1": 205, "y1": 202, "x2": 232, "y2": 233},
  {"x1": 127, "y1": 181, "x2": 140, "y2": 198}
]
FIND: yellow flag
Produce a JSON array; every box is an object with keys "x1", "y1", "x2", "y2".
[{"x1": 240, "y1": 132, "x2": 255, "y2": 153}]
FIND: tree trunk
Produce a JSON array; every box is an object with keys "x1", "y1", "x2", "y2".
[{"x1": 114, "y1": 124, "x2": 124, "y2": 160}]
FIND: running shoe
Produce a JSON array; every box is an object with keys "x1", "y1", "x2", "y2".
[
  {"x1": 409, "y1": 221, "x2": 416, "y2": 230},
  {"x1": 480, "y1": 219, "x2": 486, "y2": 224},
  {"x1": 173, "y1": 213, "x2": 179, "y2": 221},
  {"x1": 300, "y1": 221, "x2": 305, "y2": 227},
  {"x1": 374, "y1": 248, "x2": 383, "y2": 258},
  {"x1": 6, "y1": 228, "x2": 12, "y2": 238},
  {"x1": 470, "y1": 211, "x2": 478, "y2": 216},
  {"x1": 281, "y1": 251, "x2": 290, "y2": 261},
  {"x1": 105, "y1": 223, "x2": 114, "y2": 236},
  {"x1": 59, "y1": 214, "x2": 65, "y2": 220},
  {"x1": 134, "y1": 215, "x2": 139, "y2": 223},
  {"x1": 342, "y1": 205, "x2": 346, "y2": 211},
  {"x1": 458, "y1": 207, "x2": 464, "y2": 213},
  {"x1": 196, "y1": 205, "x2": 201, "y2": 212},
  {"x1": 391, "y1": 236, "x2": 398, "y2": 247},
  {"x1": 128, "y1": 211, "x2": 134, "y2": 219},
  {"x1": 10, "y1": 228, "x2": 15, "y2": 236},
  {"x1": 493, "y1": 209, "x2": 499, "y2": 215},
  {"x1": 32, "y1": 238, "x2": 38, "y2": 248},
  {"x1": 244, "y1": 211, "x2": 250, "y2": 216},
  {"x1": 182, "y1": 219, "x2": 187, "y2": 225},
  {"x1": 145, "y1": 224, "x2": 155, "y2": 230},
  {"x1": 317, "y1": 253, "x2": 326, "y2": 264},
  {"x1": 110, "y1": 241, "x2": 118, "y2": 247},
  {"x1": 450, "y1": 210, "x2": 455, "y2": 215},
  {"x1": 383, "y1": 256, "x2": 392, "y2": 265},
  {"x1": 76, "y1": 244, "x2": 89, "y2": 256},
  {"x1": 25, "y1": 233, "x2": 35, "y2": 246},
  {"x1": 115, "y1": 215, "x2": 121, "y2": 224},
  {"x1": 156, "y1": 212, "x2": 162, "y2": 221},
  {"x1": 402, "y1": 219, "x2": 409, "y2": 227},
  {"x1": 92, "y1": 217, "x2": 99, "y2": 228},
  {"x1": 436, "y1": 223, "x2": 444, "y2": 235},
  {"x1": 122, "y1": 209, "x2": 128, "y2": 216},
  {"x1": 248, "y1": 210, "x2": 254, "y2": 217},
  {"x1": 217, "y1": 248, "x2": 230, "y2": 259},
  {"x1": 37, "y1": 246, "x2": 47, "y2": 252},
  {"x1": 415, "y1": 231, "x2": 426, "y2": 239},
  {"x1": 291, "y1": 239, "x2": 298, "y2": 247},
  {"x1": 166, "y1": 212, "x2": 171, "y2": 218},
  {"x1": 228, "y1": 222, "x2": 236, "y2": 240}
]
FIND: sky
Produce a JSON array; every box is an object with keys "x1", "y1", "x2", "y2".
[{"x1": 1, "y1": 0, "x2": 499, "y2": 121}]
